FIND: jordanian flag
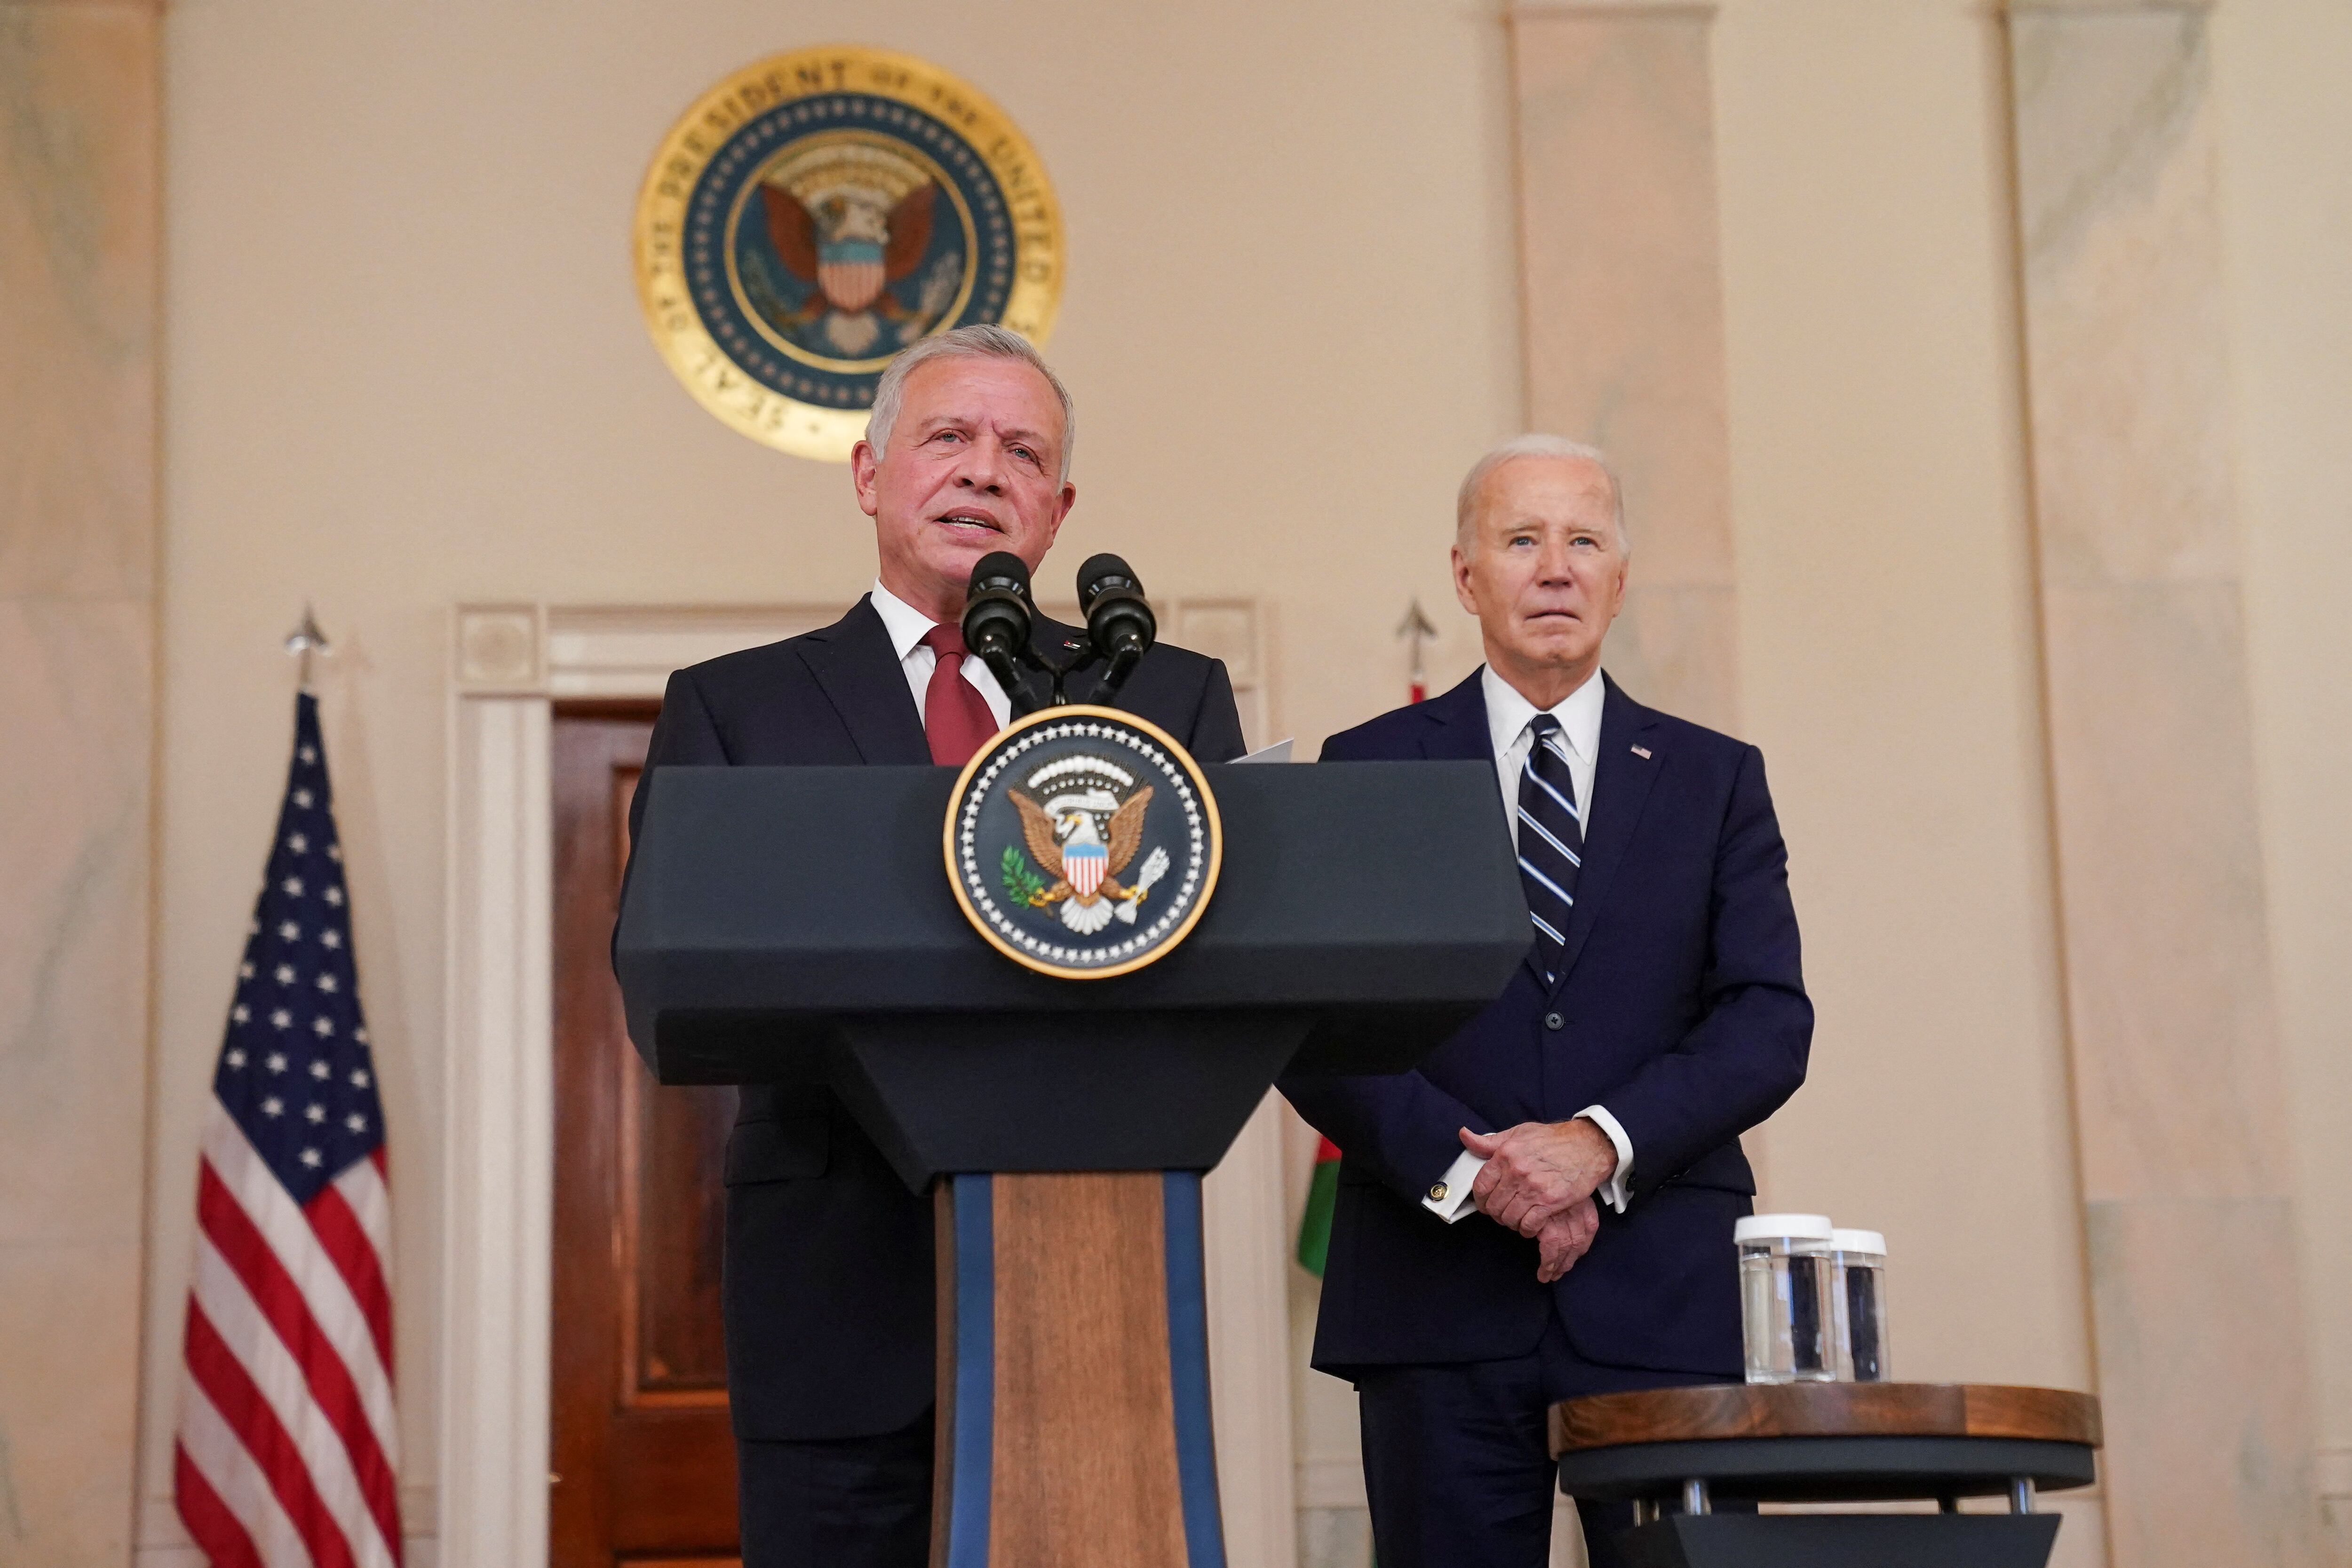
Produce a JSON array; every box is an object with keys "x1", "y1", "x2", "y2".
[{"x1": 1295, "y1": 1136, "x2": 1342, "y2": 1276}]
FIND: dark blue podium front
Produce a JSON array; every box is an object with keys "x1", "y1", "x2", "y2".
[{"x1": 616, "y1": 759, "x2": 1529, "y2": 1568}]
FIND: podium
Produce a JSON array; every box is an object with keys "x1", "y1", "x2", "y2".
[{"x1": 616, "y1": 759, "x2": 1526, "y2": 1567}]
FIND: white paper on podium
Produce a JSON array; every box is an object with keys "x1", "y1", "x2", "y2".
[{"x1": 1236, "y1": 739, "x2": 1294, "y2": 764}]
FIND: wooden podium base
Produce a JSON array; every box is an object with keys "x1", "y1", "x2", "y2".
[{"x1": 932, "y1": 1172, "x2": 1225, "y2": 1568}]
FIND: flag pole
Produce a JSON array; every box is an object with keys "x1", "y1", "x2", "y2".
[
  {"x1": 1395, "y1": 598, "x2": 1437, "y2": 703},
  {"x1": 174, "y1": 634, "x2": 402, "y2": 1568},
  {"x1": 284, "y1": 605, "x2": 331, "y2": 692}
]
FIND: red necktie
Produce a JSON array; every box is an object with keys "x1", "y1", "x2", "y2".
[{"x1": 921, "y1": 623, "x2": 999, "y2": 766}]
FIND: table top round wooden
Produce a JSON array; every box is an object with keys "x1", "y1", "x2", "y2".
[
  {"x1": 1550, "y1": 1382, "x2": 2100, "y2": 1456},
  {"x1": 1547, "y1": 1384, "x2": 2103, "y2": 1505}
]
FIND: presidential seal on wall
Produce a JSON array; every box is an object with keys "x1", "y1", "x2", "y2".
[
  {"x1": 634, "y1": 46, "x2": 1064, "y2": 462},
  {"x1": 946, "y1": 708, "x2": 1222, "y2": 979}
]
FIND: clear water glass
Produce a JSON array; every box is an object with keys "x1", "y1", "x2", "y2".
[
  {"x1": 1832, "y1": 1228, "x2": 1891, "y2": 1382},
  {"x1": 1736, "y1": 1213, "x2": 1837, "y2": 1384}
]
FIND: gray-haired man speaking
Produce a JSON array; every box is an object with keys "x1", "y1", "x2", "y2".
[{"x1": 618, "y1": 325, "x2": 1247, "y2": 1568}]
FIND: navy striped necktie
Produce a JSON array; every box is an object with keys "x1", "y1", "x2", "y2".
[{"x1": 1516, "y1": 713, "x2": 1584, "y2": 984}]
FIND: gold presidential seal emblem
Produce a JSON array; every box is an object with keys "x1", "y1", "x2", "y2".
[
  {"x1": 634, "y1": 47, "x2": 1065, "y2": 462},
  {"x1": 945, "y1": 708, "x2": 1222, "y2": 980}
]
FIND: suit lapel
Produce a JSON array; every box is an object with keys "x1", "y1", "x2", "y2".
[
  {"x1": 799, "y1": 596, "x2": 932, "y2": 765},
  {"x1": 1415, "y1": 671, "x2": 1495, "y2": 763},
  {"x1": 1554, "y1": 675, "x2": 1662, "y2": 987}
]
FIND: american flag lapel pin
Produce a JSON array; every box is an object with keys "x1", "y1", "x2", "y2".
[{"x1": 1631, "y1": 744, "x2": 1652, "y2": 760}]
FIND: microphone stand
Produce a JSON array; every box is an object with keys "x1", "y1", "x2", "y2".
[
  {"x1": 964, "y1": 574, "x2": 1146, "y2": 715},
  {"x1": 984, "y1": 640, "x2": 1147, "y2": 717}
]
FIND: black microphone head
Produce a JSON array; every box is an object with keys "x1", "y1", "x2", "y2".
[
  {"x1": 969, "y1": 550, "x2": 1033, "y2": 601},
  {"x1": 962, "y1": 551, "x2": 1035, "y2": 662},
  {"x1": 1076, "y1": 553, "x2": 1140, "y2": 614},
  {"x1": 1078, "y1": 552, "x2": 1154, "y2": 682}
]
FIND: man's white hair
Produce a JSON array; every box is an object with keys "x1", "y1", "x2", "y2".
[
  {"x1": 1454, "y1": 434, "x2": 1630, "y2": 555},
  {"x1": 864, "y1": 323, "x2": 1076, "y2": 485}
]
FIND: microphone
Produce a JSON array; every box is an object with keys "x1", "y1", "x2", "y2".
[
  {"x1": 961, "y1": 552, "x2": 1048, "y2": 716},
  {"x1": 961, "y1": 551, "x2": 1035, "y2": 672},
  {"x1": 1077, "y1": 553, "x2": 1156, "y2": 694}
]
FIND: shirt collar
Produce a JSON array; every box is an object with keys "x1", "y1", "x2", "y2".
[
  {"x1": 1481, "y1": 664, "x2": 1605, "y2": 764},
  {"x1": 868, "y1": 580, "x2": 938, "y2": 662}
]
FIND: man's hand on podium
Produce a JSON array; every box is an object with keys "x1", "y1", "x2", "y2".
[
  {"x1": 1533, "y1": 1198, "x2": 1600, "y2": 1283},
  {"x1": 1460, "y1": 1119, "x2": 1620, "y2": 1239}
]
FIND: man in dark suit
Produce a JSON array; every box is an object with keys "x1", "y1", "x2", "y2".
[
  {"x1": 1280, "y1": 435, "x2": 1811, "y2": 1568},
  {"x1": 620, "y1": 325, "x2": 1246, "y2": 1568}
]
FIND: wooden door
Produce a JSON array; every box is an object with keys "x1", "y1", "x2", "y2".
[{"x1": 549, "y1": 709, "x2": 740, "y2": 1567}]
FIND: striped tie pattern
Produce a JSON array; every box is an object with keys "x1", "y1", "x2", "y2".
[{"x1": 1516, "y1": 713, "x2": 1583, "y2": 984}]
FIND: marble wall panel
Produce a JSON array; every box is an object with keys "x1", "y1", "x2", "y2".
[
  {"x1": 2038, "y1": 581, "x2": 2291, "y2": 1199},
  {"x1": 2011, "y1": 6, "x2": 2235, "y2": 588},
  {"x1": 0, "y1": 601, "x2": 154, "y2": 1239},
  {"x1": 1594, "y1": 581, "x2": 1737, "y2": 738},
  {"x1": 1509, "y1": 1, "x2": 1736, "y2": 730},
  {"x1": 0, "y1": 2, "x2": 159, "y2": 1564},
  {"x1": 0, "y1": 4, "x2": 158, "y2": 601},
  {"x1": 0, "y1": 1241, "x2": 144, "y2": 1565},
  {"x1": 2006, "y1": 2, "x2": 2320, "y2": 1560},
  {"x1": 2086, "y1": 1198, "x2": 2319, "y2": 1567}
]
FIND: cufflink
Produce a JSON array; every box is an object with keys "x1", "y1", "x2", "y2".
[{"x1": 1429, "y1": 1182, "x2": 1448, "y2": 1202}]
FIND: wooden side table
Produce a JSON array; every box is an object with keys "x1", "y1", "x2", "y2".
[{"x1": 1548, "y1": 1383, "x2": 2101, "y2": 1568}]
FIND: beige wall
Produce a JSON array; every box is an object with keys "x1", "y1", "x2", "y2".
[
  {"x1": 1715, "y1": 0, "x2": 2089, "y2": 1380},
  {"x1": 113, "y1": 0, "x2": 2352, "y2": 1563},
  {"x1": 2213, "y1": 0, "x2": 2352, "y2": 1530}
]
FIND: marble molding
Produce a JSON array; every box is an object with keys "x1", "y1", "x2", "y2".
[
  {"x1": 1505, "y1": 0, "x2": 1757, "y2": 1203},
  {"x1": 2005, "y1": 3, "x2": 2322, "y2": 1562},
  {"x1": 0, "y1": 3, "x2": 160, "y2": 1564},
  {"x1": 1507, "y1": 0, "x2": 1738, "y2": 737}
]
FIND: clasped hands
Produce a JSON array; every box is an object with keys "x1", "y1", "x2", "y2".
[{"x1": 1460, "y1": 1119, "x2": 1617, "y2": 1284}]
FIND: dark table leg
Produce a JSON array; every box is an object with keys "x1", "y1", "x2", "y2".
[{"x1": 1616, "y1": 1512, "x2": 2062, "y2": 1568}]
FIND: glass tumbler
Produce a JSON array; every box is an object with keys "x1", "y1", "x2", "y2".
[
  {"x1": 1832, "y1": 1228, "x2": 1891, "y2": 1382},
  {"x1": 1735, "y1": 1213, "x2": 1837, "y2": 1384}
]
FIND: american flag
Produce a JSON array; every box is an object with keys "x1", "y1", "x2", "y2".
[{"x1": 174, "y1": 693, "x2": 402, "y2": 1568}]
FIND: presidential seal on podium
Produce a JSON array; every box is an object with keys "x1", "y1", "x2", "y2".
[
  {"x1": 633, "y1": 46, "x2": 1064, "y2": 461},
  {"x1": 946, "y1": 708, "x2": 1222, "y2": 979}
]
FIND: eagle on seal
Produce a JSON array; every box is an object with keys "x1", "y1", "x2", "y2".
[
  {"x1": 1009, "y1": 785, "x2": 1156, "y2": 935},
  {"x1": 759, "y1": 181, "x2": 937, "y2": 318}
]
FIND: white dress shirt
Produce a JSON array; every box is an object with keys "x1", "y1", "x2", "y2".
[
  {"x1": 867, "y1": 581, "x2": 1013, "y2": 730},
  {"x1": 1422, "y1": 666, "x2": 1635, "y2": 1225}
]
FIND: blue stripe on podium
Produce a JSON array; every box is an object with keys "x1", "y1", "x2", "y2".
[
  {"x1": 1161, "y1": 1172, "x2": 1228, "y2": 1568},
  {"x1": 946, "y1": 1173, "x2": 994, "y2": 1568}
]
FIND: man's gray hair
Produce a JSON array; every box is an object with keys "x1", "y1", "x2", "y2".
[
  {"x1": 864, "y1": 323, "x2": 1076, "y2": 484},
  {"x1": 1454, "y1": 434, "x2": 1629, "y2": 555}
]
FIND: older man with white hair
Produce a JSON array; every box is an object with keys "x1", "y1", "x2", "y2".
[
  {"x1": 1280, "y1": 435, "x2": 1812, "y2": 1568},
  {"x1": 619, "y1": 324, "x2": 1246, "y2": 1568}
]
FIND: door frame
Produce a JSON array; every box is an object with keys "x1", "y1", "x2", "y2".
[{"x1": 440, "y1": 601, "x2": 1293, "y2": 1568}]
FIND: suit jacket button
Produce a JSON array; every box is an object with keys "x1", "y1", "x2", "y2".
[
  {"x1": 1429, "y1": 1182, "x2": 1448, "y2": 1202},
  {"x1": 1544, "y1": 1012, "x2": 1564, "y2": 1031}
]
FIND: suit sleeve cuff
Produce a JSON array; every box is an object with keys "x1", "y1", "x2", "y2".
[
  {"x1": 1575, "y1": 1106, "x2": 1633, "y2": 1214},
  {"x1": 1421, "y1": 1150, "x2": 1486, "y2": 1224}
]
